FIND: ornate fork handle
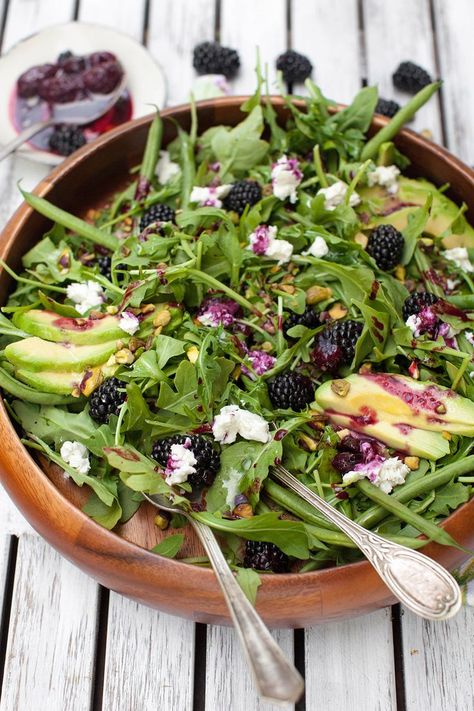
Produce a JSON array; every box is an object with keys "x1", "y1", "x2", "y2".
[{"x1": 272, "y1": 465, "x2": 462, "y2": 621}]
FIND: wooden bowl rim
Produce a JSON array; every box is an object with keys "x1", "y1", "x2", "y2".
[{"x1": 0, "y1": 95, "x2": 473, "y2": 620}]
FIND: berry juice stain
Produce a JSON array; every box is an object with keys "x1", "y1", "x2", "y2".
[{"x1": 367, "y1": 373, "x2": 448, "y2": 413}]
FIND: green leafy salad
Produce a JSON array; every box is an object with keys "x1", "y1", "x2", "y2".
[{"x1": 1, "y1": 73, "x2": 474, "y2": 580}]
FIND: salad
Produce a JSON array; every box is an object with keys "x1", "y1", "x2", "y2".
[{"x1": 1, "y1": 73, "x2": 473, "y2": 592}]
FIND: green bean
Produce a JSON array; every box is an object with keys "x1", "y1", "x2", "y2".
[
  {"x1": 263, "y1": 479, "x2": 340, "y2": 531},
  {"x1": 447, "y1": 294, "x2": 474, "y2": 309},
  {"x1": 306, "y1": 523, "x2": 428, "y2": 549},
  {"x1": 178, "y1": 128, "x2": 195, "y2": 210},
  {"x1": 0, "y1": 367, "x2": 78, "y2": 405},
  {"x1": 0, "y1": 260, "x2": 67, "y2": 294},
  {"x1": 356, "y1": 479, "x2": 464, "y2": 549},
  {"x1": 356, "y1": 456, "x2": 474, "y2": 529},
  {"x1": 135, "y1": 112, "x2": 163, "y2": 200},
  {"x1": 361, "y1": 81, "x2": 442, "y2": 161},
  {"x1": 21, "y1": 190, "x2": 117, "y2": 251}
]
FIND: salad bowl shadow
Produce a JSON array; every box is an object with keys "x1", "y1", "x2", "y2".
[{"x1": 0, "y1": 97, "x2": 473, "y2": 627}]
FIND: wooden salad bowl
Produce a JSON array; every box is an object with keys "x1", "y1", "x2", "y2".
[{"x1": 0, "y1": 98, "x2": 473, "y2": 627}]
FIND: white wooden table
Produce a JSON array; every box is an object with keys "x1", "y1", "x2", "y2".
[{"x1": 0, "y1": 2, "x2": 473, "y2": 710}]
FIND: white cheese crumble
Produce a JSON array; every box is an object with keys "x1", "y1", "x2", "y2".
[
  {"x1": 190, "y1": 184, "x2": 232, "y2": 208},
  {"x1": 465, "y1": 331, "x2": 474, "y2": 346},
  {"x1": 405, "y1": 313, "x2": 422, "y2": 336},
  {"x1": 165, "y1": 442, "x2": 197, "y2": 486},
  {"x1": 247, "y1": 224, "x2": 293, "y2": 265},
  {"x1": 156, "y1": 150, "x2": 180, "y2": 184},
  {"x1": 367, "y1": 165, "x2": 400, "y2": 195},
  {"x1": 443, "y1": 246, "x2": 474, "y2": 273},
  {"x1": 271, "y1": 156, "x2": 303, "y2": 203},
  {"x1": 60, "y1": 441, "x2": 90, "y2": 475},
  {"x1": 343, "y1": 457, "x2": 409, "y2": 494},
  {"x1": 212, "y1": 404, "x2": 270, "y2": 444},
  {"x1": 263, "y1": 237, "x2": 294, "y2": 264},
  {"x1": 119, "y1": 310, "x2": 140, "y2": 335},
  {"x1": 304, "y1": 235, "x2": 329, "y2": 258},
  {"x1": 317, "y1": 181, "x2": 361, "y2": 211},
  {"x1": 67, "y1": 281, "x2": 104, "y2": 315}
]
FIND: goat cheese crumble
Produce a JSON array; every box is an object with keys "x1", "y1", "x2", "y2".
[
  {"x1": 119, "y1": 311, "x2": 140, "y2": 335},
  {"x1": 190, "y1": 184, "x2": 232, "y2": 208},
  {"x1": 343, "y1": 455, "x2": 409, "y2": 494},
  {"x1": 317, "y1": 181, "x2": 361, "y2": 211},
  {"x1": 66, "y1": 281, "x2": 104, "y2": 315},
  {"x1": 248, "y1": 224, "x2": 293, "y2": 264},
  {"x1": 165, "y1": 441, "x2": 197, "y2": 486},
  {"x1": 156, "y1": 150, "x2": 180, "y2": 184},
  {"x1": 304, "y1": 235, "x2": 329, "y2": 258},
  {"x1": 212, "y1": 405, "x2": 270, "y2": 444},
  {"x1": 60, "y1": 441, "x2": 90, "y2": 475},
  {"x1": 271, "y1": 156, "x2": 303, "y2": 203},
  {"x1": 443, "y1": 247, "x2": 474, "y2": 273},
  {"x1": 367, "y1": 165, "x2": 400, "y2": 195}
]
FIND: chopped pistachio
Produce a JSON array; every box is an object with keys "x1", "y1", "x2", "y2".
[
  {"x1": 331, "y1": 379, "x2": 350, "y2": 397},
  {"x1": 306, "y1": 285, "x2": 332, "y2": 304}
]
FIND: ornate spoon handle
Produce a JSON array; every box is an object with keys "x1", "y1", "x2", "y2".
[
  {"x1": 189, "y1": 516, "x2": 304, "y2": 703},
  {"x1": 272, "y1": 465, "x2": 462, "y2": 621}
]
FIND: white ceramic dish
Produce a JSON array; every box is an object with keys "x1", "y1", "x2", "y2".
[{"x1": 0, "y1": 21, "x2": 166, "y2": 165}]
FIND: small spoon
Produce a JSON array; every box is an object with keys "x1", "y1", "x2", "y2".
[
  {"x1": 142, "y1": 491, "x2": 304, "y2": 705},
  {"x1": 0, "y1": 75, "x2": 128, "y2": 162},
  {"x1": 271, "y1": 464, "x2": 462, "y2": 621}
]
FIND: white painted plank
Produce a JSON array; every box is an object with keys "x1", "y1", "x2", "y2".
[
  {"x1": 78, "y1": 0, "x2": 147, "y2": 42},
  {"x1": 0, "y1": 535, "x2": 11, "y2": 615},
  {"x1": 147, "y1": 0, "x2": 216, "y2": 107},
  {"x1": 304, "y1": 609, "x2": 397, "y2": 711},
  {"x1": 292, "y1": 0, "x2": 362, "y2": 102},
  {"x1": 220, "y1": 0, "x2": 287, "y2": 96},
  {"x1": 102, "y1": 593, "x2": 195, "y2": 711},
  {"x1": 363, "y1": 0, "x2": 442, "y2": 141},
  {"x1": 402, "y1": 605, "x2": 474, "y2": 711},
  {"x1": 1, "y1": 0, "x2": 75, "y2": 53},
  {"x1": 0, "y1": 535, "x2": 99, "y2": 711},
  {"x1": 0, "y1": 486, "x2": 34, "y2": 537},
  {"x1": 432, "y1": 0, "x2": 474, "y2": 162},
  {"x1": 205, "y1": 625, "x2": 295, "y2": 711}
]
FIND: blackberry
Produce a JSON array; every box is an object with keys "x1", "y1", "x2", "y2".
[
  {"x1": 39, "y1": 74, "x2": 84, "y2": 103},
  {"x1": 284, "y1": 306, "x2": 320, "y2": 337},
  {"x1": 97, "y1": 254, "x2": 112, "y2": 280},
  {"x1": 89, "y1": 377, "x2": 127, "y2": 424},
  {"x1": 243, "y1": 541, "x2": 290, "y2": 573},
  {"x1": 392, "y1": 61, "x2": 432, "y2": 94},
  {"x1": 48, "y1": 125, "x2": 86, "y2": 156},
  {"x1": 276, "y1": 49, "x2": 313, "y2": 84},
  {"x1": 139, "y1": 203, "x2": 176, "y2": 231},
  {"x1": 402, "y1": 291, "x2": 439, "y2": 322},
  {"x1": 17, "y1": 63, "x2": 57, "y2": 98},
  {"x1": 83, "y1": 61, "x2": 123, "y2": 94},
  {"x1": 268, "y1": 372, "x2": 314, "y2": 411},
  {"x1": 332, "y1": 451, "x2": 363, "y2": 474},
  {"x1": 375, "y1": 98, "x2": 400, "y2": 118},
  {"x1": 193, "y1": 41, "x2": 240, "y2": 79},
  {"x1": 312, "y1": 320, "x2": 363, "y2": 371},
  {"x1": 151, "y1": 434, "x2": 220, "y2": 488},
  {"x1": 89, "y1": 51, "x2": 117, "y2": 66},
  {"x1": 223, "y1": 180, "x2": 262, "y2": 215},
  {"x1": 366, "y1": 224, "x2": 404, "y2": 271}
]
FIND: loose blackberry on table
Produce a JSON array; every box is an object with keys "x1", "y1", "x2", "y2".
[
  {"x1": 312, "y1": 321, "x2": 363, "y2": 371},
  {"x1": 392, "y1": 61, "x2": 432, "y2": 93},
  {"x1": 192, "y1": 41, "x2": 240, "y2": 78},
  {"x1": 48, "y1": 125, "x2": 86, "y2": 156},
  {"x1": 402, "y1": 291, "x2": 440, "y2": 321},
  {"x1": 151, "y1": 434, "x2": 220, "y2": 488},
  {"x1": 243, "y1": 541, "x2": 290, "y2": 573},
  {"x1": 268, "y1": 372, "x2": 314, "y2": 411},
  {"x1": 375, "y1": 98, "x2": 401, "y2": 118},
  {"x1": 139, "y1": 203, "x2": 176, "y2": 231},
  {"x1": 276, "y1": 49, "x2": 313, "y2": 84},
  {"x1": 223, "y1": 180, "x2": 262, "y2": 215},
  {"x1": 366, "y1": 224, "x2": 405, "y2": 271},
  {"x1": 89, "y1": 377, "x2": 127, "y2": 424}
]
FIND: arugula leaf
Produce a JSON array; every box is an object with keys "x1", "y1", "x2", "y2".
[
  {"x1": 428, "y1": 482, "x2": 470, "y2": 516},
  {"x1": 401, "y1": 195, "x2": 432, "y2": 265},
  {"x1": 235, "y1": 567, "x2": 261, "y2": 605},
  {"x1": 192, "y1": 511, "x2": 310, "y2": 558},
  {"x1": 157, "y1": 360, "x2": 201, "y2": 419},
  {"x1": 211, "y1": 106, "x2": 269, "y2": 177},
  {"x1": 155, "y1": 334, "x2": 186, "y2": 369},
  {"x1": 83, "y1": 490, "x2": 122, "y2": 529},
  {"x1": 152, "y1": 533, "x2": 185, "y2": 558},
  {"x1": 332, "y1": 86, "x2": 378, "y2": 133}
]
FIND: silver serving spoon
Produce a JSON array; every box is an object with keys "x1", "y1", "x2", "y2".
[
  {"x1": 142, "y1": 491, "x2": 304, "y2": 705},
  {"x1": 271, "y1": 464, "x2": 462, "y2": 621},
  {"x1": 0, "y1": 75, "x2": 128, "y2": 162}
]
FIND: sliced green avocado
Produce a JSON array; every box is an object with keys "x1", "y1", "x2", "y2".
[
  {"x1": 359, "y1": 176, "x2": 474, "y2": 246},
  {"x1": 327, "y1": 411, "x2": 450, "y2": 460},
  {"x1": 15, "y1": 369, "x2": 85, "y2": 394},
  {"x1": 5, "y1": 337, "x2": 117, "y2": 372},
  {"x1": 315, "y1": 373, "x2": 474, "y2": 436},
  {"x1": 13, "y1": 310, "x2": 124, "y2": 345}
]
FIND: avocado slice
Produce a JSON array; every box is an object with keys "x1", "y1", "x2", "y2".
[
  {"x1": 16, "y1": 369, "x2": 85, "y2": 394},
  {"x1": 5, "y1": 337, "x2": 117, "y2": 372},
  {"x1": 327, "y1": 411, "x2": 450, "y2": 460},
  {"x1": 359, "y1": 176, "x2": 474, "y2": 246},
  {"x1": 315, "y1": 373, "x2": 474, "y2": 437},
  {"x1": 13, "y1": 310, "x2": 124, "y2": 345}
]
